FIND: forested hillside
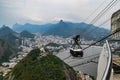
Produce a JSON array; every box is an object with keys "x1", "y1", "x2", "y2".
[{"x1": 4, "y1": 49, "x2": 76, "y2": 80}]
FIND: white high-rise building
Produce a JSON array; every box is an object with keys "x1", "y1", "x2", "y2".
[{"x1": 111, "y1": 9, "x2": 120, "y2": 39}]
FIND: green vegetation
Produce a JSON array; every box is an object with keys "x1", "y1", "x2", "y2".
[
  {"x1": 0, "y1": 39, "x2": 18, "y2": 65},
  {"x1": 20, "y1": 30, "x2": 34, "y2": 38},
  {"x1": 0, "y1": 75, "x2": 3, "y2": 80},
  {"x1": 0, "y1": 39, "x2": 5, "y2": 47},
  {"x1": 0, "y1": 72, "x2": 3, "y2": 80},
  {"x1": 4, "y1": 48, "x2": 76, "y2": 80},
  {"x1": 45, "y1": 43, "x2": 61, "y2": 47},
  {"x1": 0, "y1": 26, "x2": 21, "y2": 65},
  {"x1": 0, "y1": 26, "x2": 21, "y2": 46}
]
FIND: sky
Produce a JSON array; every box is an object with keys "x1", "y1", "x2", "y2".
[{"x1": 0, "y1": 0, "x2": 120, "y2": 29}]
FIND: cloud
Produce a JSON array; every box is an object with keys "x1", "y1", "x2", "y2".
[{"x1": 0, "y1": 0, "x2": 120, "y2": 29}]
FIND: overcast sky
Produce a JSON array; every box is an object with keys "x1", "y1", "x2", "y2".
[{"x1": 0, "y1": 0, "x2": 120, "y2": 29}]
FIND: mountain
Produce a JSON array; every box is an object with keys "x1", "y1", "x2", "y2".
[
  {"x1": 0, "y1": 39, "x2": 17, "y2": 64},
  {"x1": 43, "y1": 20, "x2": 74, "y2": 37},
  {"x1": 0, "y1": 25, "x2": 20, "y2": 46},
  {"x1": 4, "y1": 49, "x2": 76, "y2": 80},
  {"x1": 20, "y1": 30, "x2": 35, "y2": 38},
  {"x1": 13, "y1": 23, "x2": 52, "y2": 34},
  {"x1": 0, "y1": 25, "x2": 17, "y2": 36},
  {"x1": 44, "y1": 20, "x2": 109, "y2": 40},
  {"x1": 0, "y1": 25, "x2": 21, "y2": 64},
  {"x1": 12, "y1": 20, "x2": 110, "y2": 40}
]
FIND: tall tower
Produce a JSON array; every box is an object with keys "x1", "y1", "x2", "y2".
[{"x1": 111, "y1": 9, "x2": 120, "y2": 39}]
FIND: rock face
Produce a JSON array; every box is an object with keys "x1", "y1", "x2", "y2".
[
  {"x1": 4, "y1": 49, "x2": 77, "y2": 80},
  {"x1": 0, "y1": 40, "x2": 7, "y2": 59},
  {"x1": 0, "y1": 39, "x2": 17, "y2": 64}
]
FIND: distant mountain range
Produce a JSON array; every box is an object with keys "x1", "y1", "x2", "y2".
[
  {"x1": 13, "y1": 23, "x2": 52, "y2": 34},
  {"x1": 13, "y1": 20, "x2": 110, "y2": 40}
]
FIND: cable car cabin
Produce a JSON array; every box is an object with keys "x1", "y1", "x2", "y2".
[
  {"x1": 70, "y1": 35, "x2": 83, "y2": 57},
  {"x1": 70, "y1": 48, "x2": 83, "y2": 57}
]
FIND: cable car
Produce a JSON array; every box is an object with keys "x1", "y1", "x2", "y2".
[
  {"x1": 70, "y1": 35, "x2": 83, "y2": 57},
  {"x1": 70, "y1": 48, "x2": 83, "y2": 57}
]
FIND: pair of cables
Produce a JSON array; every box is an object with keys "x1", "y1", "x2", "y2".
[
  {"x1": 62, "y1": 0, "x2": 120, "y2": 64},
  {"x1": 82, "y1": 0, "x2": 119, "y2": 35}
]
